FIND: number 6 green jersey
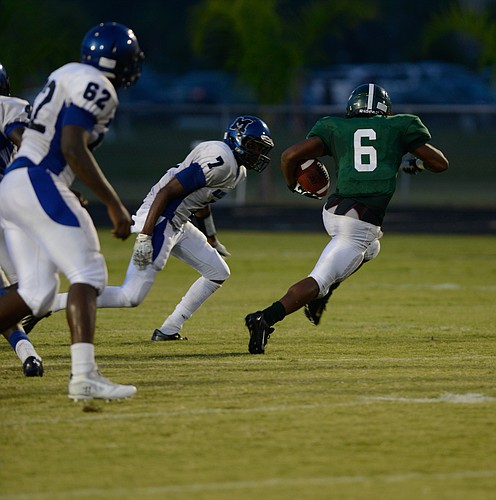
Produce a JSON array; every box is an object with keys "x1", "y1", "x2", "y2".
[{"x1": 308, "y1": 114, "x2": 431, "y2": 224}]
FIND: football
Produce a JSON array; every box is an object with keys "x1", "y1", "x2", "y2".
[{"x1": 295, "y1": 159, "x2": 330, "y2": 198}]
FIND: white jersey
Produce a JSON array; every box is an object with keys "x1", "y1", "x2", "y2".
[
  {"x1": 132, "y1": 141, "x2": 246, "y2": 232},
  {"x1": 8, "y1": 62, "x2": 118, "y2": 187},
  {"x1": 0, "y1": 95, "x2": 31, "y2": 179}
]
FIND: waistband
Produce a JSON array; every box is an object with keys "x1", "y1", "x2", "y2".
[{"x1": 325, "y1": 196, "x2": 381, "y2": 226}]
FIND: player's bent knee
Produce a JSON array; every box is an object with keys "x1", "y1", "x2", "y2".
[
  {"x1": 364, "y1": 239, "x2": 381, "y2": 261},
  {"x1": 203, "y1": 260, "x2": 230, "y2": 282}
]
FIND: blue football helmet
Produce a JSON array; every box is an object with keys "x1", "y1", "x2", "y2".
[
  {"x1": 346, "y1": 83, "x2": 391, "y2": 117},
  {"x1": 0, "y1": 63, "x2": 11, "y2": 96},
  {"x1": 224, "y1": 115, "x2": 274, "y2": 172},
  {"x1": 80, "y1": 22, "x2": 144, "y2": 88}
]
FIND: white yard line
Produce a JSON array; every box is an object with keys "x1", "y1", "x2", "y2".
[
  {"x1": 3, "y1": 469, "x2": 496, "y2": 499},
  {"x1": 3, "y1": 392, "x2": 495, "y2": 427}
]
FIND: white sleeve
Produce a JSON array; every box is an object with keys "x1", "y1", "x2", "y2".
[{"x1": 0, "y1": 97, "x2": 30, "y2": 132}]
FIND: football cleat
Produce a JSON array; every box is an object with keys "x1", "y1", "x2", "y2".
[
  {"x1": 23, "y1": 356, "x2": 44, "y2": 377},
  {"x1": 21, "y1": 312, "x2": 52, "y2": 334},
  {"x1": 151, "y1": 330, "x2": 188, "y2": 341},
  {"x1": 245, "y1": 311, "x2": 274, "y2": 354},
  {"x1": 68, "y1": 369, "x2": 137, "y2": 401},
  {"x1": 304, "y1": 283, "x2": 340, "y2": 326}
]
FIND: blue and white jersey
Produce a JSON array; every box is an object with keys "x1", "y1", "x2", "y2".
[
  {"x1": 132, "y1": 141, "x2": 246, "y2": 232},
  {"x1": 0, "y1": 95, "x2": 31, "y2": 180},
  {"x1": 8, "y1": 62, "x2": 118, "y2": 187}
]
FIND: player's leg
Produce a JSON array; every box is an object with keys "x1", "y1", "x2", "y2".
[
  {"x1": 0, "y1": 227, "x2": 44, "y2": 375},
  {"x1": 28, "y1": 179, "x2": 136, "y2": 400},
  {"x1": 303, "y1": 211, "x2": 382, "y2": 325},
  {"x1": 303, "y1": 237, "x2": 381, "y2": 326},
  {"x1": 152, "y1": 222, "x2": 230, "y2": 340},
  {"x1": 245, "y1": 212, "x2": 381, "y2": 353},
  {"x1": 0, "y1": 271, "x2": 44, "y2": 376}
]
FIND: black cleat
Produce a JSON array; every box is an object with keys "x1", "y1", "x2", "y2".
[
  {"x1": 304, "y1": 296, "x2": 329, "y2": 326},
  {"x1": 23, "y1": 356, "x2": 44, "y2": 377},
  {"x1": 21, "y1": 312, "x2": 52, "y2": 334},
  {"x1": 304, "y1": 283, "x2": 340, "y2": 326},
  {"x1": 151, "y1": 330, "x2": 188, "y2": 341},
  {"x1": 245, "y1": 312, "x2": 274, "y2": 354}
]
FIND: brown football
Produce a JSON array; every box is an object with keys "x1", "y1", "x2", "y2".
[{"x1": 295, "y1": 159, "x2": 330, "y2": 198}]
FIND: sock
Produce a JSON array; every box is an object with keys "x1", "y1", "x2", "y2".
[
  {"x1": 8, "y1": 330, "x2": 41, "y2": 363},
  {"x1": 159, "y1": 277, "x2": 221, "y2": 335},
  {"x1": 70, "y1": 343, "x2": 96, "y2": 376},
  {"x1": 262, "y1": 301, "x2": 286, "y2": 326}
]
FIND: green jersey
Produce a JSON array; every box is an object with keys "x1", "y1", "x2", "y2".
[{"x1": 308, "y1": 114, "x2": 431, "y2": 223}]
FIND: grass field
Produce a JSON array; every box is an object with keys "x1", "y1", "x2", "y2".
[{"x1": 1, "y1": 230, "x2": 495, "y2": 500}]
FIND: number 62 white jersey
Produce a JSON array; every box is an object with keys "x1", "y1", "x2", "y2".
[{"x1": 9, "y1": 62, "x2": 118, "y2": 187}]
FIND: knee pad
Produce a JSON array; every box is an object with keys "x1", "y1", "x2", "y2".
[
  {"x1": 202, "y1": 256, "x2": 230, "y2": 282},
  {"x1": 364, "y1": 239, "x2": 381, "y2": 262}
]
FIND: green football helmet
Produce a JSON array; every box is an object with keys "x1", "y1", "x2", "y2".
[{"x1": 346, "y1": 83, "x2": 391, "y2": 117}]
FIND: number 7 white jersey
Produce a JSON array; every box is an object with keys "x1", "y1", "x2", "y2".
[{"x1": 9, "y1": 62, "x2": 118, "y2": 187}]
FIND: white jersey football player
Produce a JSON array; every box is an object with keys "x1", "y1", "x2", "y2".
[
  {"x1": 48, "y1": 116, "x2": 274, "y2": 341},
  {"x1": 0, "y1": 63, "x2": 44, "y2": 376},
  {"x1": 0, "y1": 23, "x2": 144, "y2": 401}
]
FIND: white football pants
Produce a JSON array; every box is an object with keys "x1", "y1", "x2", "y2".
[
  {"x1": 52, "y1": 220, "x2": 229, "y2": 332},
  {"x1": 0, "y1": 168, "x2": 107, "y2": 316},
  {"x1": 309, "y1": 207, "x2": 383, "y2": 298}
]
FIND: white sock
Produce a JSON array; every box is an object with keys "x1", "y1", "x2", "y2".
[
  {"x1": 15, "y1": 339, "x2": 41, "y2": 363},
  {"x1": 70, "y1": 343, "x2": 96, "y2": 376},
  {"x1": 159, "y1": 277, "x2": 221, "y2": 335}
]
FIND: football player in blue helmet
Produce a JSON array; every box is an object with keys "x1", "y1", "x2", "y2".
[
  {"x1": 346, "y1": 83, "x2": 392, "y2": 117},
  {"x1": 0, "y1": 22, "x2": 145, "y2": 399},
  {"x1": 80, "y1": 22, "x2": 144, "y2": 89},
  {"x1": 224, "y1": 115, "x2": 274, "y2": 172},
  {"x1": 0, "y1": 63, "x2": 11, "y2": 96}
]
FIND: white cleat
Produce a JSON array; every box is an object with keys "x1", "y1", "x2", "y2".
[{"x1": 68, "y1": 369, "x2": 137, "y2": 402}]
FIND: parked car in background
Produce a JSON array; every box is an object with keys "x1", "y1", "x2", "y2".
[
  {"x1": 123, "y1": 68, "x2": 256, "y2": 106},
  {"x1": 302, "y1": 61, "x2": 496, "y2": 106}
]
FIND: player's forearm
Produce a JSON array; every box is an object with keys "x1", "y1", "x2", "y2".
[
  {"x1": 413, "y1": 144, "x2": 449, "y2": 173},
  {"x1": 141, "y1": 191, "x2": 168, "y2": 235}
]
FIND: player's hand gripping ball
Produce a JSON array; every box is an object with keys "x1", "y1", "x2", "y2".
[{"x1": 293, "y1": 159, "x2": 330, "y2": 199}]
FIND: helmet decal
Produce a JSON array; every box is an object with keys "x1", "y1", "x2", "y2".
[{"x1": 230, "y1": 116, "x2": 255, "y2": 134}]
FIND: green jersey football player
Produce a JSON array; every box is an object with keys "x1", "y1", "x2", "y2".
[{"x1": 245, "y1": 83, "x2": 448, "y2": 354}]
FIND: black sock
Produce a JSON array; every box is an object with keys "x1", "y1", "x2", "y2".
[{"x1": 262, "y1": 301, "x2": 286, "y2": 326}]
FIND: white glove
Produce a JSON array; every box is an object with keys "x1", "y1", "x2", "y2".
[
  {"x1": 132, "y1": 233, "x2": 153, "y2": 270},
  {"x1": 400, "y1": 157, "x2": 425, "y2": 175},
  {"x1": 289, "y1": 181, "x2": 322, "y2": 200},
  {"x1": 212, "y1": 239, "x2": 231, "y2": 258}
]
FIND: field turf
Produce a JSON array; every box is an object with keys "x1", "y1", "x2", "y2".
[{"x1": 1, "y1": 230, "x2": 495, "y2": 499}]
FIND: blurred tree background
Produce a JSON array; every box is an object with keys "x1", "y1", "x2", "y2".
[
  {"x1": 2, "y1": 0, "x2": 496, "y2": 100},
  {"x1": 2, "y1": 0, "x2": 496, "y2": 211}
]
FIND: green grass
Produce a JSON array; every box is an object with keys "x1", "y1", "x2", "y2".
[{"x1": 1, "y1": 231, "x2": 495, "y2": 499}]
